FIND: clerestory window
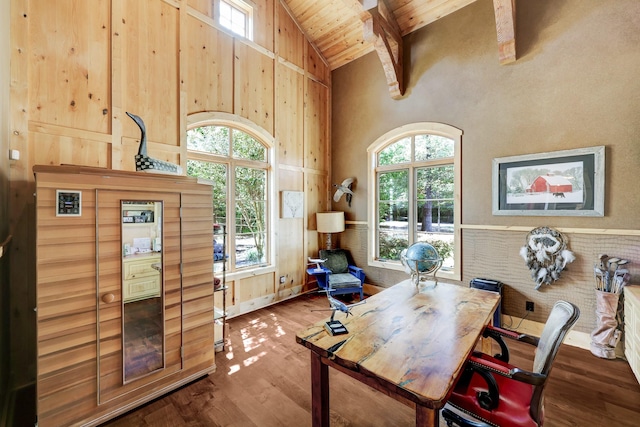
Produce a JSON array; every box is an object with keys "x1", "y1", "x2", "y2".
[
  {"x1": 216, "y1": 0, "x2": 253, "y2": 40},
  {"x1": 368, "y1": 123, "x2": 462, "y2": 280}
]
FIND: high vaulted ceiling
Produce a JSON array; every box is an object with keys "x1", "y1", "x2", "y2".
[{"x1": 282, "y1": 0, "x2": 516, "y2": 98}]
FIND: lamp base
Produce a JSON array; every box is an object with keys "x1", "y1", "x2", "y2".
[{"x1": 324, "y1": 233, "x2": 336, "y2": 250}]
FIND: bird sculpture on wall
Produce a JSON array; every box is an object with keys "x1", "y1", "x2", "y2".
[{"x1": 333, "y1": 177, "x2": 355, "y2": 206}]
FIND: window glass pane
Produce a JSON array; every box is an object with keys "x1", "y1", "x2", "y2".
[
  {"x1": 232, "y1": 131, "x2": 266, "y2": 161},
  {"x1": 187, "y1": 160, "x2": 227, "y2": 224},
  {"x1": 187, "y1": 126, "x2": 230, "y2": 156},
  {"x1": 220, "y1": 1, "x2": 247, "y2": 38},
  {"x1": 378, "y1": 137, "x2": 411, "y2": 165},
  {"x1": 187, "y1": 160, "x2": 228, "y2": 273},
  {"x1": 378, "y1": 170, "x2": 408, "y2": 260},
  {"x1": 416, "y1": 165, "x2": 454, "y2": 269},
  {"x1": 231, "y1": 8, "x2": 246, "y2": 34},
  {"x1": 219, "y1": 2, "x2": 232, "y2": 28},
  {"x1": 235, "y1": 167, "x2": 266, "y2": 268},
  {"x1": 415, "y1": 134, "x2": 454, "y2": 161}
]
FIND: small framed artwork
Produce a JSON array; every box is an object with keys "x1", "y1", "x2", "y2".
[
  {"x1": 281, "y1": 191, "x2": 303, "y2": 218},
  {"x1": 56, "y1": 190, "x2": 82, "y2": 216},
  {"x1": 492, "y1": 146, "x2": 605, "y2": 216}
]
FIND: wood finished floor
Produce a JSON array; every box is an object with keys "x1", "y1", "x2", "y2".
[{"x1": 103, "y1": 293, "x2": 640, "y2": 427}]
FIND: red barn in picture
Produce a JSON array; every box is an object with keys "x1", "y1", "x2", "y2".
[{"x1": 526, "y1": 174, "x2": 573, "y2": 194}]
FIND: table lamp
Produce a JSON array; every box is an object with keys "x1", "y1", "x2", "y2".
[{"x1": 316, "y1": 211, "x2": 344, "y2": 250}]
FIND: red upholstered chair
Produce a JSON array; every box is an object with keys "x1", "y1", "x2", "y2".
[{"x1": 442, "y1": 300, "x2": 580, "y2": 427}]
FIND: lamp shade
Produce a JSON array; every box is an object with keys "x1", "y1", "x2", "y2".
[{"x1": 316, "y1": 212, "x2": 345, "y2": 233}]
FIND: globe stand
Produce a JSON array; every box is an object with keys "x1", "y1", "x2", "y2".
[{"x1": 409, "y1": 259, "x2": 442, "y2": 287}]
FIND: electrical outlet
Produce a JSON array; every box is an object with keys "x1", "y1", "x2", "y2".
[
  {"x1": 279, "y1": 276, "x2": 286, "y2": 284},
  {"x1": 526, "y1": 301, "x2": 534, "y2": 312}
]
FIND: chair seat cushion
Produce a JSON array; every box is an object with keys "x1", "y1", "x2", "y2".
[
  {"x1": 328, "y1": 273, "x2": 362, "y2": 288},
  {"x1": 448, "y1": 354, "x2": 539, "y2": 427}
]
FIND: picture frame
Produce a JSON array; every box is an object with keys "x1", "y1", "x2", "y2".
[
  {"x1": 492, "y1": 146, "x2": 605, "y2": 216},
  {"x1": 281, "y1": 191, "x2": 303, "y2": 218}
]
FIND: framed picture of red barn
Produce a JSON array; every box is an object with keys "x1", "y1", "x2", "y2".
[{"x1": 492, "y1": 146, "x2": 605, "y2": 216}]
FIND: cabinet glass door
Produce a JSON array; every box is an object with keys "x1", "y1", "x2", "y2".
[
  {"x1": 121, "y1": 200, "x2": 164, "y2": 382},
  {"x1": 97, "y1": 190, "x2": 182, "y2": 404}
]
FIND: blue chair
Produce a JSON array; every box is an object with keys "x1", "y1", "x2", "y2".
[{"x1": 310, "y1": 249, "x2": 365, "y2": 301}]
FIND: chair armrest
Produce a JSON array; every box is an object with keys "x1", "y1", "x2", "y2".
[
  {"x1": 483, "y1": 324, "x2": 539, "y2": 362},
  {"x1": 468, "y1": 355, "x2": 546, "y2": 386},
  {"x1": 347, "y1": 265, "x2": 365, "y2": 282},
  {"x1": 308, "y1": 267, "x2": 331, "y2": 276},
  {"x1": 485, "y1": 324, "x2": 540, "y2": 346}
]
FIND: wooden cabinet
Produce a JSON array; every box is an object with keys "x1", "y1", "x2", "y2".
[
  {"x1": 625, "y1": 286, "x2": 640, "y2": 383},
  {"x1": 122, "y1": 254, "x2": 161, "y2": 302},
  {"x1": 34, "y1": 165, "x2": 216, "y2": 427}
]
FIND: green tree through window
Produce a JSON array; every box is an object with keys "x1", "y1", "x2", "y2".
[
  {"x1": 187, "y1": 124, "x2": 268, "y2": 270},
  {"x1": 369, "y1": 123, "x2": 461, "y2": 279}
]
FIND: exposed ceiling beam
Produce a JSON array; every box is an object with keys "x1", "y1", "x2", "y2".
[
  {"x1": 493, "y1": 0, "x2": 516, "y2": 64},
  {"x1": 344, "y1": 0, "x2": 405, "y2": 99}
]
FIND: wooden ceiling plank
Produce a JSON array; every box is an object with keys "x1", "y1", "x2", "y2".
[
  {"x1": 328, "y1": 43, "x2": 375, "y2": 70},
  {"x1": 394, "y1": 0, "x2": 479, "y2": 36},
  {"x1": 493, "y1": 0, "x2": 516, "y2": 64}
]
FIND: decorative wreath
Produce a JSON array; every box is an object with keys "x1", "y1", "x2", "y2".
[{"x1": 519, "y1": 226, "x2": 575, "y2": 290}]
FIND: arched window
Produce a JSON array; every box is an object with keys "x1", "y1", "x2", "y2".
[
  {"x1": 367, "y1": 123, "x2": 462, "y2": 280},
  {"x1": 187, "y1": 113, "x2": 273, "y2": 272}
]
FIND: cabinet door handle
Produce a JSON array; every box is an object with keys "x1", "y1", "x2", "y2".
[{"x1": 101, "y1": 293, "x2": 115, "y2": 303}]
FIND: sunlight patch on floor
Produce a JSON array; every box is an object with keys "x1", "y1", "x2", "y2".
[{"x1": 243, "y1": 351, "x2": 267, "y2": 367}]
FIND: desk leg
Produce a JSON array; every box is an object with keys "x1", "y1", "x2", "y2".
[
  {"x1": 310, "y1": 352, "x2": 329, "y2": 427},
  {"x1": 416, "y1": 405, "x2": 438, "y2": 427}
]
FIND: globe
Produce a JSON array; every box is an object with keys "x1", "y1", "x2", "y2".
[{"x1": 400, "y1": 242, "x2": 442, "y2": 281}]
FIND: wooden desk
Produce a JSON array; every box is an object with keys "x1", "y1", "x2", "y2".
[{"x1": 296, "y1": 279, "x2": 500, "y2": 427}]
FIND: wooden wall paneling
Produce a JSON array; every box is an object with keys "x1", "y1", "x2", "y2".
[
  {"x1": 275, "y1": 63, "x2": 304, "y2": 167},
  {"x1": 233, "y1": 41, "x2": 275, "y2": 136},
  {"x1": 304, "y1": 172, "x2": 328, "y2": 258},
  {"x1": 28, "y1": 0, "x2": 111, "y2": 134},
  {"x1": 9, "y1": 0, "x2": 36, "y2": 390},
  {"x1": 277, "y1": 1, "x2": 305, "y2": 69},
  {"x1": 30, "y1": 131, "x2": 112, "y2": 169},
  {"x1": 276, "y1": 169, "x2": 305, "y2": 293},
  {"x1": 306, "y1": 40, "x2": 330, "y2": 85},
  {"x1": 237, "y1": 273, "x2": 276, "y2": 304},
  {"x1": 120, "y1": 0, "x2": 179, "y2": 146},
  {"x1": 187, "y1": 0, "x2": 214, "y2": 19},
  {"x1": 179, "y1": 2, "x2": 188, "y2": 171},
  {"x1": 186, "y1": 15, "x2": 234, "y2": 115},
  {"x1": 304, "y1": 79, "x2": 329, "y2": 172},
  {"x1": 252, "y1": 0, "x2": 275, "y2": 52}
]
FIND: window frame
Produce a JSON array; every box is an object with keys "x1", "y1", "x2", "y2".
[
  {"x1": 215, "y1": 0, "x2": 254, "y2": 41},
  {"x1": 187, "y1": 112, "x2": 275, "y2": 275},
  {"x1": 367, "y1": 122, "x2": 462, "y2": 281}
]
